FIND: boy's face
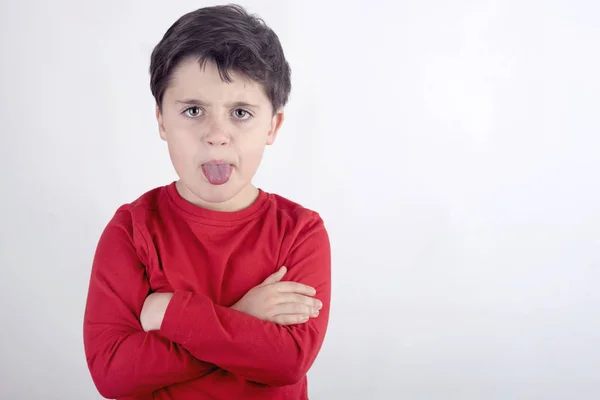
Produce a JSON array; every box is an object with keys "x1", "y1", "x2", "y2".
[{"x1": 157, "y1": 58, "x2": 283, "y2": 211}]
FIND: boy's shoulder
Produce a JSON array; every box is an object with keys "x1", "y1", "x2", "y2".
[
  {"x1": 115, "y1": 185, "x2": 163, "y2": 214},
  {"x1": 268, "y1": 190, "x2": 317, "y2": 215},
  {"x1": 107, "y1": 185, "x2": 165, "y2": 228},
  {"x1": 265, "y1": 191, "x2": 327, "y2": 233}
]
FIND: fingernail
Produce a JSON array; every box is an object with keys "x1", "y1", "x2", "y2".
[
  {"x1": 312, "y1": 311, "x2": 319, "y2": 317},
  {"x1": 302, "y1": 315, "x2": 309, "y2": 322}
]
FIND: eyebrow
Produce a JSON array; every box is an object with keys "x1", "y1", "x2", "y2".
[{"x1": 175, "y1": 99, "x2": 260, "y2": 109}]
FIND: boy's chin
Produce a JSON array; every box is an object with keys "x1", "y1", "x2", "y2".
[{"x1": 199, "y1": 185, "x2": 239, "y2": 204}]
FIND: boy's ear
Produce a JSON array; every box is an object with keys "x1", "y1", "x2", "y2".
[
  {"x1": 266, "y1": 109, "x2": 284, "y2": 145},
  {"x1": 156, "y1": 105, "x2": 167, "y2": 141}
]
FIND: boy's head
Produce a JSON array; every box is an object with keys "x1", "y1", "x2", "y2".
[{"x1": 149, "y1": 4, "x2": 291, "y2": 210}]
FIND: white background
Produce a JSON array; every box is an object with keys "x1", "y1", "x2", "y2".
[{"x1": 1, "y1": 0, "x2": 599, "y2": 399}]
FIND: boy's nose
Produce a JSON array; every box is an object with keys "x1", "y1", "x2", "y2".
[
  {"x1": 206, "y1": 137, "x2": 229, "y2": 146},
  {"x1": 204, "y1": 129, "x2": 230, "y2": 146}
]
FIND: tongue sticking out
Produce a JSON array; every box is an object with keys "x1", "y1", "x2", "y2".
[{"x1": 202, "y1": 162, "x2": 232, "y2": 185}]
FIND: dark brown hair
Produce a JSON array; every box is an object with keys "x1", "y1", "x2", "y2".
[{"x1": 149, "y1": 4, "x2": 291, "y2": 113}]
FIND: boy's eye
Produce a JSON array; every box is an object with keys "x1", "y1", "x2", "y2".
[
  {"x1": 233, "y1": 109, "x2": 251, "y2": 120},
  {"x1": 184, "y1": 107, "x2": 202, "y2": 117}
]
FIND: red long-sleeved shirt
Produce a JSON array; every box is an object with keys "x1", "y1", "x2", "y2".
[{"x1": 83, "y1": 182, "x2": 331, "y2": 399}]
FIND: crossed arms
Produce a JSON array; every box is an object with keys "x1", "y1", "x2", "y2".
[{"x1": 83, "y1": 210, "x2": 331, "y2": 399}]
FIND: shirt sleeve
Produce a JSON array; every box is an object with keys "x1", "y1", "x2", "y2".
[
  {"x1": 159, "y1": 218, "x2": 331, "y2": 386},
  {"x1": 83, "y1": 209, "x2": 216, "y2": 399}
]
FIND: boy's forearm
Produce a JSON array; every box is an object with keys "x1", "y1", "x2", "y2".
[
  {"x1": 158, "y1": 228, "x2": 331, "y2": 386},
  {"x1": 159, "y1": 290, "x2": 328, "y2": 386},
  {"x1": 85, "y1": 325, "x2": 216, "y2": 399}
]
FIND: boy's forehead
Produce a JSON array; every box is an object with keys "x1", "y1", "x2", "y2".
[{"x1": 166, "y1": 58, "x2": 266, "y2": 102}]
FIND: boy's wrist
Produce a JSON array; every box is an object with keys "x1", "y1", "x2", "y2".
[
  {"x1": 141, "y1": 292, "x2": 174, "y2": 331},
  {"x1": 155, "y1": 293, "x2": 174, "y2": 330}
]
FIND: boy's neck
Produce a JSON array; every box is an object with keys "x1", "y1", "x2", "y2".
[{"x1": 175, "y1": 180, "x2": 260, "y2": 212}]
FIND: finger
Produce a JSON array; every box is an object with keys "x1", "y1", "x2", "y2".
[
  {"x1": 271, "y1": 313, "x2": 310, "y2": 326},
  {"x1": 274, "y1": 281, "x2": 316, "y2": 296},
  {"x1": 274, "y1": 293, "x2": 323, "y2": 309},
  {"x1": 272, "y1": 302, "x2": 314, "y2": 316},
  {"x1": 261, "y1": 266, "x2": 287, "y2": 286}
]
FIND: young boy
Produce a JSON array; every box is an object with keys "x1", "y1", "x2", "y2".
[{"x1": 83, "y1": 4, "x2": 331, "y2": 400}]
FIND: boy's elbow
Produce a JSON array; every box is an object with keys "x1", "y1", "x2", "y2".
[
  {"x1": 93, "y1": 375, "x2": 141, "y2": 400},
  {"x1": 90, "y1": 375, "x2": 116, "y2": 399},
  {"x1": 90, "y1": 371, "x2": 126, "y2": 399},
  {"x1": 273, "y1": 369, "x2": 307, "y2": 387},
  {"x1": 88, "y1": 361, "x2": 137, "y2": 399},
  {"x1": 254, "y1": 373, "x2": 303, "y2": 387},
  {"x1": 96, "y1": 386, "x2": 119, "y2": 400},
  {"x1": 259, "y1": 355, "x2": 312, "y2": 386},
  {"x1": 261, "y1": 369, "x2": 304, "y2": 387},
  {"x1": 264, "y1": 330, "x2": 323, "y2": 386}
]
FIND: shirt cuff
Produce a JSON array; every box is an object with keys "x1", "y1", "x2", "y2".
[{"x1": 159, "y1": 291, "x2": 204, "y2": 345}]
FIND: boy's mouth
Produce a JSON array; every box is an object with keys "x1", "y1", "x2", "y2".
[{"x1": 201, "y1": 161, "x2": 232, "y2": 185}]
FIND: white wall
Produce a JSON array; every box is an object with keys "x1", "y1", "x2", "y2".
[{"x1": 1, "y1": 0, "x2": 599, "y2": 399}]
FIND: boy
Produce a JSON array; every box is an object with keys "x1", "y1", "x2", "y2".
[{"x1": 83, "y1": 4, "x2": 331, "y2": 400}]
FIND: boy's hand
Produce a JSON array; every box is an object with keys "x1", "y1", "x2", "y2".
[
  {"x1": 140, "y1": 292, "x2": 174, "y2": 332},
  {"x1": 231, "y1": 266, "x2": 322, "y2": 325}
]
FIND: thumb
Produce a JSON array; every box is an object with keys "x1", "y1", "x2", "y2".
[{"x1": 261, "y1": 266, "x2": 287, "y2": 286}]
